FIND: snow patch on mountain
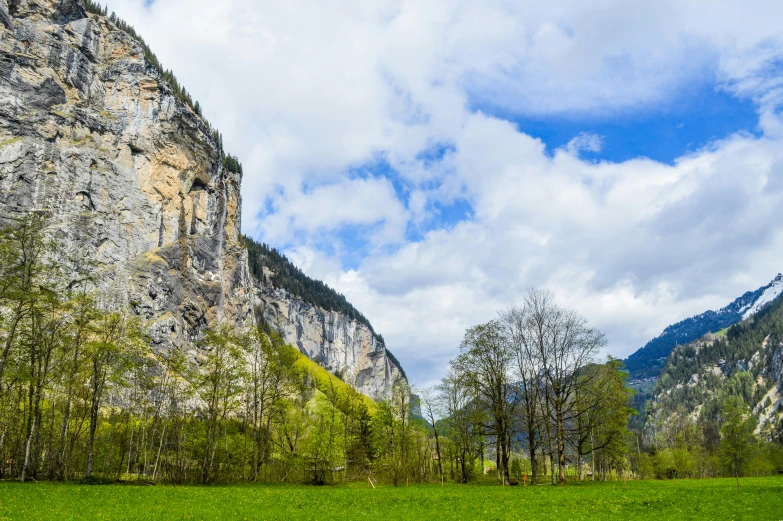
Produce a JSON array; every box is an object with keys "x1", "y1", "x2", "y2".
[{"x1": 743, "y1": 274, "x2": 783, "y2": 319}]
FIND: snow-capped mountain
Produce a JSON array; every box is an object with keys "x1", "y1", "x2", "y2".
[
  {"x1": 742, "y1": 274, "x2": 783, "y2": 319},
  {"x1": 625, "y1": 273, "x2": 783, "y2": 380}
]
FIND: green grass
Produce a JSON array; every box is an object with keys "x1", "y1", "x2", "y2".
[
  {"x1": 714, "y1": 327, "x2": 730, "y2": 338},
  {"x1": 0, "y1": 477, "x2": 781, "y2": 520}
]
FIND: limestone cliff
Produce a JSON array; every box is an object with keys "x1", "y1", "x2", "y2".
[
  {"x1": 255, "y1": 279, "x2": 406, "y2": 401},
  {"x1": 0, "y1": 0, "x2": 406, "y2": 400},
  {"x1": 0, "y1": 0, "x2": 254, "y2": 361}
]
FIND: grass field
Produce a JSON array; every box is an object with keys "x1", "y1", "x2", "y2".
[{"x1": 0, "y1": 477, "x2": 781, "y2": 520}]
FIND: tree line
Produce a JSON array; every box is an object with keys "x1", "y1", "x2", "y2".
[
  {"x1": 0, "y1": 215, "x2": 430, "y2": 484},
  {"x1": 422, "y1": 289, "x2": 783, "y2": 486},
  {"x1": 1, "y1": 215, "x2": 780, "y2": 486}
]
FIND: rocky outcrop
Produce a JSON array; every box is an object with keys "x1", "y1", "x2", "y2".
[
  {"x1": 0, "y1": 0, "x2": 406, "y2": 400},
  {"x1": 0, "y1": 0, "x2": 254, "y2": 360},
  {"x1": 256, "y1": 280, "x2": 406, "y2": 401}
]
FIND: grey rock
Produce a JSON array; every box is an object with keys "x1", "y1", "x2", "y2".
[
  {"x1": 0, "y1": 0, "x2": 405, "y2": 401},
  {"x1": 256, "y1": 283, "x2": 406, "y2": 401}
]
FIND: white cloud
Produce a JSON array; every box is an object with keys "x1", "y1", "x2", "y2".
[
  {"x1": 108, "y1": 0, "x2": 783, "y2": 386},
  {"x1": 564, "y1": 132, "x2": 604, "y2": 155},
  {"x1": 260, "y1": 176, "x2": 409, "y2": 247}
]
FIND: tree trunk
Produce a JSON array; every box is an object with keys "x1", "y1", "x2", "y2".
[
  {"x1": 86, "y1": 375, "x2": 102, "y2": 477},
  {"x1": 556, "y1": 403, "x2": 566, "y2": 484},
  {"x1": 528, "y1": 427, "x2": 538, "y2": 484}
]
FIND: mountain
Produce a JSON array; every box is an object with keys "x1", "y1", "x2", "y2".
[
  {"x1": 624, "y1": 274, "x2": 783, "y2": 380},
  {"x1": 244, "y1": 236, "x2": 406, "y2": 399},
  {"x1": 646, "y1": 291, "x2": 783, "y2": 442},
  {"x1": 0, "y1": 0, "x2": 404, "y2": 401}
]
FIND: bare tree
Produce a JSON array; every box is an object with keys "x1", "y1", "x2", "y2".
[
  {"x1": 500, "y1": 295, "x2": 548, "y2": 484},
  {"x1": 437, "y1": 368, "x2": 484, "y2": 483},
  {"x1": 521, "y1": 289, "x2": 605, "y2": 483},
  {"x1": 417, "y1": 386, "x2": 444, "y2": 478}
]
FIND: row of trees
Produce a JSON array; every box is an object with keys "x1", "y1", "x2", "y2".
[
  {"x1": 424, "y1": 290, "x2": 783, "y2": 486},
  {"x1": 421, "y1": 290, "x2": 635, "y2": 485},
  {"x1": 0, "y1": 216, "x2": 432, "y2": 484},
  {"x1": 2, "y1": 215, "x2": 779, "y2": 486},
  {"x1": 639, "y1": 397, "x2": 783, "y2": 484}
]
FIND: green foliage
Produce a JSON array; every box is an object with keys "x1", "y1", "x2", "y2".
[
  {"x1": 650, "y1": 291, "x2": 783, "y2": 441},
  {"x1": 223, "y1": 154, "x2": 243, "y2": 176},
  {"x1": 83, "y1": 0, "x2": 107, "y2": 16},
  {"x1": 720, "y1": 397, "x2": 757, "y2": 478},
  {"x1": 0, "y1": 216, "x2": 429, "y2": 485}
]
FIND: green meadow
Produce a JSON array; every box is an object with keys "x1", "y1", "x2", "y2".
[{"x1": 0, "y1": 477, "x2": 781, "y2": 521}]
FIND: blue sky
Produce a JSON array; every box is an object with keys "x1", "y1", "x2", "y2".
[
  {"x1": 510, "y1": 83, "x2": 761, "y2": 164},
  {"x1": 110, "y1": 0, "x2": 783, "y2": 387}
]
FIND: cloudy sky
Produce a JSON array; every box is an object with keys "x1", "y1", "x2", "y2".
[{"x1": 109, "y1": 0, "x2": 783, "y2": 386}]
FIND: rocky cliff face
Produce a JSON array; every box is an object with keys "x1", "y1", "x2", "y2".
[
  {"x1": 0, "y1": 0, "x2": 254, "y2": 360},
  {"x1": 0, "y1": 0, "x2": 405, "y2": 400},
  {"x1": 256, "y1": 278, "x2": 406, "y2": 401}
]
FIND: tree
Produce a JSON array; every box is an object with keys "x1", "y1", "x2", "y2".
[
  {"x1": 244, "y1": 328, "x2": 297, "y2": 481},
  {"x1": 522, "y1": 289, "x2": 604, "y2": 483},
  {"x1": 85, "y1": 311, "x2": 147, "y2": 477},
  {"x1": 0, "y1": 214, "x2": 54, "y2": 399},
  {"x1": 19, "y1": 279, "x2": 67, "y2": 481},
  {"x1": 438, "y1": 369, "x2": 484, "y2": 483},
  {"x1": 418, "y1": 386, "x2": 443, "y2": 479},
  {"x1": 196, "y1": 326, "x2": 246, "y2": 483},
  {"x1": 452, "y1": 320, "x2": 517, "y2": 484},
  {"x1": 501, "y1": 296, "x2": 548, "y2": 483},
  {"x1": 373, "y1": 381, "x2": 413, "y2": 486},
  {"x1": 720, "y1": 397, "x2": 757, "y2": 490},
  {"x1": 572, "y1": 359, "x2": 634, "y2": 481}
]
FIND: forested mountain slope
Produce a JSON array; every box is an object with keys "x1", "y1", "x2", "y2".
[
  {"x1": 647, "y1": 292, "x2": 783, "y2": 442},
  {"x1": 625, "y1": 274, "x2": 782, "y2": 380}
]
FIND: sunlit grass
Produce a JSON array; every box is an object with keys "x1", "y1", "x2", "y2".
[{"x1": 0, "y1": 476, "x2": 781, "y2": 520}]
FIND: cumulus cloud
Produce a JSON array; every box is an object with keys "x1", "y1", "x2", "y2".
[{"x1": 108, "y1": 0, "x2": 783, "y2": 386}]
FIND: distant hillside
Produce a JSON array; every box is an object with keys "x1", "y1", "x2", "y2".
[
  {"x1": 647, "y1": 293, "x2": 783, "y2": 441},
  {"x1": 625, "y1": 275, "x2": 782, "y2": 380}
]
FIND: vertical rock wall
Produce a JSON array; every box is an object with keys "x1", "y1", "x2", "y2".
[
  {"x1": 0, "y1": 0, "x2": 406, "y2": 400},
  {"x1": 256, "y1": 283, "x2": 406, "y2": 401},
  {"x1": 0, "y1": 0, "x2": 254, "y2": 359}
]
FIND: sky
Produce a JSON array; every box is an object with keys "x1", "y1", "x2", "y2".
[{"x1": 107, "y1": 0, "x2": 783, "y2": 387}]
